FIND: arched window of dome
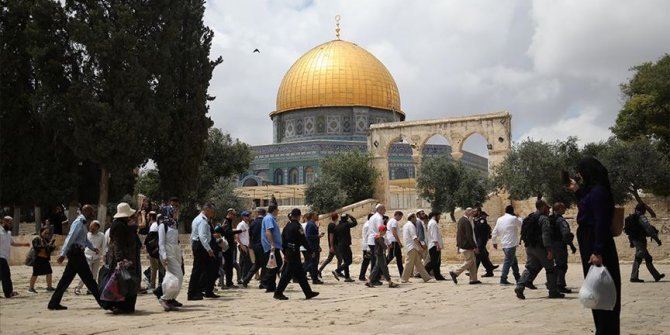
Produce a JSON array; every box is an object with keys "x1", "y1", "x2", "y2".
[
  {"x1": 273, "y1": 169, "x2": 284, "y2": 185},
  {"x1": 304, "y1": 166, "x2": 315, "y2": 184},
  {"x1": 243, "y1": 178, "x2": 259, "y2": 187},
  {"x1": 288, "y1": 168, "x2": 299, "y2": 185},
  {"x1": 395, "y1": 167, "x2": 409, "y2": 179}
]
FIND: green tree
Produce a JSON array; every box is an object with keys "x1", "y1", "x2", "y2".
[
  {"x1": 417, "y1": 157, "x2": 490, "y2": 221},
  {"x1": 305, "y1": 175, "x2": 348, "y2": 214},
  {"x1": 611, "y1": 54, "x2": 670, "y2": 153},
  {"x1": 595, "y1": 138, "x2": 670, "y2": 217},
  {"x1": 152, "y1": 0, "x2": 223, "y2": 200},
  {"x1": 319, "y1": 151, "x2": 379, "y2": 204},
  {"x1": 135, "y1": 169, "x2": 162, "y2": 201},
  {"x1": 206, "y1": 177, "x2": 246, "y2": 219}
]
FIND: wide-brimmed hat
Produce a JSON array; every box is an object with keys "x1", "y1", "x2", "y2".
[{"x1": 114, "y1": 202, "x2": 136, "y2": 218}]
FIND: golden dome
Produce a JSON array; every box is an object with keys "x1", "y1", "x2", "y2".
[{"x1": 272, "y1": 39, "x2": 402, "y2": 116}]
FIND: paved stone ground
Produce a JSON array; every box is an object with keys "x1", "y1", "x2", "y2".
[{"x1": 1, "y1": 261, "x2": 669, "y2": 335}]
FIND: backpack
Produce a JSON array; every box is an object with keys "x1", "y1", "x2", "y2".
[
  {"x1": 623, "y1": 213, "x2": 643, "y2": 239},
  {"x1": 144, "y1": 223, "x2": 169, "y2": 259},
  {"x1": 520, "y1": 213, "x2": 543, "y2": 248}
]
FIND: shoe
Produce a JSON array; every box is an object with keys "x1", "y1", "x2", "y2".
[
  {"x1": 259, "y1": 284, "x2": 266, "y2": 290},
  {"x1": 204, "y1": 293, "x2": 220, "y2": 298},
  {"x1": 237, "y1": 279, "x2": 243, "y2": 285},
  {"x1": 482, "y1": 273, "x2": 494, "y2": 278},
  {"x1": 48, "y1": 304, "x2": 68, "y2": 310},
  {"x1": 655, "y1": 274, "x2": 665, "y2": 282},
  {"x1": 492, "y1": 265, "x2": 499, "y2": 270},
  {"x1": 359, "y1": 277, "x2": 367, "y2": 282},
  {"x1": 423, "y1": 277, "x2": 433, "y2": 283},
  {"x1": 449, "y1": 271, "x2": 458, "y2": 284},
  {"x1": 344, "y1": 278, "x2": 355, "y2": 283},
  {"x1": 524, "y1": 282, "x2": 538, "y2": 290},
  {"x1": 435, "y1": 276, "x2": 447, "y2": 281},
  {"x1": 273, "y1": 293, "x2": 289, "y2": 300},
  {"x1": 469, "y1": 280, "x2": 482, "y2": 285},
  {"x1": 226, "y1": 285, "x2": 239, "y2": 289},
  {"x1": 371, "y1": 281, "x2": 383, "y2": 286},
  {"x1": 389, "y1": 282, "x2": 399, "y2": 288},
  {"x1": 305, "y1": 291, "x2": 319, "y2": 299},
  {"x1": 365, "y1": 282, "x2": 374, "y2": 288},
  {"x1": 630, "y1": 278, "x2": 645, "y2": 283},
  {"x1": 265, "y1": 288, "x2": 276, "y2": 293},
  {"x1": 514, "y1": 287, "x2": 525, "y2": 300},
  {"x1": 331, "y1": 270, "x2": 340, "y2": 281},
  {"x1": 187, "y1": 295, "x2": 203, "y2": 301},
  {"x1": 548, "y1": 292, "x2": 565, "y2": 299},
  {"x1": 558, "y1": 287, "x2": 573, "y2": 293},
  {"x1": 168, "y1": 299, "x2": 183, "y2": 307},
  {"x1": 45, "y1": 287, "x2": 55, "y2": 292},
  {"x1": 159, "y1": 299, "x2": 172, "y2": 311},
  {"x1": 27, "y1": 288, "x2": 38, "y2": 294},
  {"x1": 500, "y1": 279, "x2": 512, "y2": 285},
  {"x1": 73, "y1": 288, "x2": 82, "y2": 296},
  {"x1": 313, "y1": 279, "x2": 324, "y2": 285}
]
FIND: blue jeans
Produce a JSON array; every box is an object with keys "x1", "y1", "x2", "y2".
[{"x1": 501, "y1": 246, "x2": 520, "y2": 282}]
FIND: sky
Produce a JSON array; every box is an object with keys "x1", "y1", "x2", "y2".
[{"x1": 202, "y1": 0, "x2": 670, "y2": 157}]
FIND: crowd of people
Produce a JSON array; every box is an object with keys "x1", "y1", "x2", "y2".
[{"x1": 0, "y1": 158, "x2": 665, "y2": 334}]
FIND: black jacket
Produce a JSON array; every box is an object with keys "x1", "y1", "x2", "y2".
[{"x1": 282, "y1": 220, "x2": 310, "y2": 256}]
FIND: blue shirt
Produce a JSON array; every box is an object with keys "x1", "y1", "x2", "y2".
[
  {"x1": 191, "y1": 213, "x2": 212, "y2": 252},
  {"x1": 60, "y1": 215, "x2": 95, "y2": 257},
  {"x1": 261, "y1": 213, "x2": 282, "y2": 252},
  {"x1": 305, "y1": 220, "x2": 320, "y2": 249}
]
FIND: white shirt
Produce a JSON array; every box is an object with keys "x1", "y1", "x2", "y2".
[
  {"x1": 402, "y1": 221, "x2": 420, "y2": 253},
  {"x1": 158, "y1": 222, "x2": 180, "y2": 260},
  {"x1": 385, "y1": 218, "x2": 399, "y2": 243},
  {"x1": 103, "y1": 228, "x2": 111, "y2": 256},
  {"x1": 367, "y1": 213, "x2": 384, "y2": 246},
  {"x1": 427, "y1": 219, "x2": 443, "y2": 249},
  {"x1": 84, "y1": 232, "x2": 106, "y2": 261},
  {"x1": 300, "y1": 222, "x2": 307, "y2": 251},
  {"x1": 491, "y1": 213, "x2": 522, "y2": 249},
  {"x1": 0, "y1": 226, "x2": 12, "y2": 260},
  {"x1": 361, "y1": 221, "x2": 370, "y2": 251},
  {"x1": 149, "y1": 221, "x2": 159, "y2": 232},
  {"x1": 237, "y1": 220, "x2": 250, "y2": 247}
]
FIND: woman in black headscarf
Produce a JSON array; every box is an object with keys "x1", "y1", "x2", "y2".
[{"x1": 568, "y1": 157, "x2": 620, "y2": 335}]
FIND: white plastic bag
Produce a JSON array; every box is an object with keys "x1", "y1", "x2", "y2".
[
  {"x1": 162, "y1": 271, "x2": 181, "y2": 298},
  {"x1": 266, "y1": 253, "x2": 277, "y2": 269},
  {"x1": 579, "y1": 265, "x2": 617, "y2": 310}
]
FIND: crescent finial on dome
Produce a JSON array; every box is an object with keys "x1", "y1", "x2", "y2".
[{"x1": 335, "y1": 15, "x2": 341, "y2": 40}]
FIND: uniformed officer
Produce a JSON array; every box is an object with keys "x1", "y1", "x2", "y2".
[
  {"x1": 274, "y1": 208, "x2": 320, "y2": 300},
  {"x1": 629, "y1": 204, "x2": 664, "y2": 283}
]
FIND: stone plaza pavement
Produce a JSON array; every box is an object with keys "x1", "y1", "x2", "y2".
[{"x1": 1, "y1": 261, "x2": 668, "y2": 335}]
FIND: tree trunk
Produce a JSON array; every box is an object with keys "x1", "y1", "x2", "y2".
[
  {"x1": 12, "y1": 206, "x2": 21, "y2": 235},
  {"x1": 450, "y1": 210, "x2": 456, "y2": 222},
  {"x1": 631, "y1": 188, "x2": 656, "y2": 218},
  {"x1": 34, "y1": 206, "x2": 41, "y2": 235},
  {"x1": 98, "y1": 167, "x2": 110, "y2": 227}
]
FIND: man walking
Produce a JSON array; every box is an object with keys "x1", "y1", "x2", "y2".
[
  {"x1": 273, "y1": 208, "x2": 319, "y2": 300},
  {"x1": 492, "y1": 205, "x2": 522, "y2": 285},
  {"x1": 366, "y1": 205, "x2": 386, "y2": 285},
  {"x1": 514, "y1": 200, "x2": 564, "y2": 299},
  {"x1": 261, "y1": 205, "x2": 283, "y2": 292},
  {"x1": 550, "y1": 202, "x2": 577, "y2": 292},
  {"x1": 236, "y1": 211, "x2": 252, "y2": 285},
  {"x1": 401, "y1": 213, "x2": 432, "y2": 283},
  {"x1": 449, "y1": 208, "x2": 481, "y2": 285},
  {"x1": 474, "y1": 211, "x2": 498, "y2": 277},
  {"x1": 358, "y1": 214, "x2": 374, "y2": 281},
  {"x1": 47, "y1": 205, "x2": 102, "y2": 310},
  {"x1": 385, "y1": 211, "x2": 404, "y2": 277},
  {"x1": 242, "y1": 208, "x2": 267, "y2": 288},
  {"x1": 332, "y1": 214, "x2": 358, "y2": 282},
  {"x1": 187, "y1": 204, "x2": 216, "y2": 301},
  {"x1": 425, "y1": 212, "x2": 446, "y2": 280},
  {"x1": 627, "y1": 204, "x2": 665, "y2": 283}
]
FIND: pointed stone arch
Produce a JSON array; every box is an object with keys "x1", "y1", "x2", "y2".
[{"x1": 368, "y1": 111, "x2": 512, "y2": 204}]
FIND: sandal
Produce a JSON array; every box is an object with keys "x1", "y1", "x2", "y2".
[
  {"x1": 389, "y1": 282, "x2": 399, "y2": 288},
  {"x1": 74, "y1": 288, "x2": 82, "y2": 296}
]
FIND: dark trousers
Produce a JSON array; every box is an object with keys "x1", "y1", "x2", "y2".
[
  {"x1": 187, "y1": 241, "x2": 209, "y2": 298},
  {"x1": 370, "y1": 253, "x2": 391, "y2": 282},
  {"x1": 222, "y1": 247, "x2": 234, "y2": 286},
  {"x1": 552, "y1": 242, "x2": 569, "y2": 288},
  {"x1": 48, "y1": 248, "x2": 101, "y2": 308},
  {"x1": 276, "y1": 253, "x2": 313, "y2": 296},
  {"x1": 359, "y1": 250, "x2": 372, "y2": 279},
  {"x1": 304, "y1": 250, "x2": 319, "y2": 281},
  {"x1": 386, "y1": 242, "x2": 404, "y2": 277},
  {"x1": 475, "y1": 242, "x2": 495, "y2": 273},
  {"x1": 516, "y1": 246, "x2": 559, "y2": 294},
  {"x1": 577, "y1": 224, "x2": 621, "y2": 335},
  {"x1": 631, "y1": 239, "x2": 661, "y2": 280},
  {"x1": 336, "y1": 245, "x2": 353, "y2": 278},
  {"x1": 239, "y1": 246, "x2": 253, "y2": 281},
  {"x1": 262, "y1": 249, "x2": 283, "y2": 291},
  {"x1": 243, "y1": 245, "x2": 266, "y2": 285},
  {"x1": 425, "y1": 246, "x2": 445, "y2": 279},
  {"x1": 318, "y1": 249, "x2": 341, "y2": 273},
  {"x1": 0, "y1": 258, "x2": 13, "y2": 297},
  {"x1": 368, "y1": 244, "x2": 377, "y2": 278}
]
